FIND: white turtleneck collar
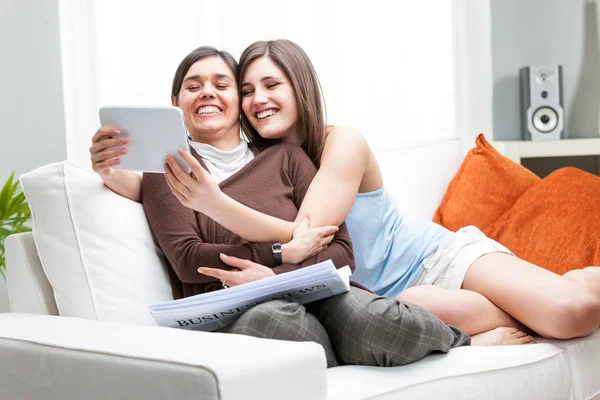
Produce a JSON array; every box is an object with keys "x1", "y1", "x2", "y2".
[{"x1": 188, "y1": 139, "x2": 254, "y2": 183}]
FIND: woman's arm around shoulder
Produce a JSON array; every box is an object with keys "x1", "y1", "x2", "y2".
[
  {"x1": 295, "y1": 125, "x2": 380, "y2": 227},
  {"x1": 277, "y1": 142, "x2": 357, "y2": 273}
]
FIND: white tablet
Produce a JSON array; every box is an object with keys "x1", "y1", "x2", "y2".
[{"x1": 99, "y1": 106, "x2": 191, "y2": 173}]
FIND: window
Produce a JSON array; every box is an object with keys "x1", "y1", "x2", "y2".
[{"x1": 60, "y1": 0, "x2": 459, "y2": 166}]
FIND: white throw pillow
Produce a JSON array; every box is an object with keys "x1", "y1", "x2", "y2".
[{"x1": 20, "y1": 161, "x2": 173, "y2": 325}]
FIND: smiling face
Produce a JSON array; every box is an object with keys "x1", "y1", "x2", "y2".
[
  {"x1": 240, "y1": 57, "x2": 301, "y2": 145},
  {"x1": 173, "y1": 56, "x2": 240, "y2": 149}
]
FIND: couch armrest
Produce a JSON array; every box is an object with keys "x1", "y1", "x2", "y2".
[
  {"x1": 0, "y1": 313, "x2": 327, "y2": 400},
  {"x1": 5, "y1": 232, "x2": 58, "y2": 315}
]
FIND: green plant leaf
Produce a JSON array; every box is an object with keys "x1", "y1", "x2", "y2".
[
  {"x1": 0, "y1": 227, "x2": 15, "y2": 237},
  {"x1": 1, "y1": 217, "x2": 29, "y2": 225},
  {"x1": 7, "y1": 192, "x2": 29, "y2": 218},
  {"x1": 0, "y1": 173, "x2": 15, "y2": 221},
  {"x1": 0, "y1": 171, "x2": 30, "y2": 281}
]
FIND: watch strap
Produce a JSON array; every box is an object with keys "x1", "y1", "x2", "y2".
[{"x1": 272, "y1": 242, "x2": 282, "y2": 266}]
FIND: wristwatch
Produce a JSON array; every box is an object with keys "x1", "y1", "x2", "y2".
[{"x1": 272, "y1": 242, "x2": 282, "y2": 266}]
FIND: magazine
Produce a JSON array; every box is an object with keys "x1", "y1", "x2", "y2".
[{"x1": 149, "y1": 259, "x2": 351, "y2": 332}]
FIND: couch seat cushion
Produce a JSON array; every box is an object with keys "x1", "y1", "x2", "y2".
[
  {"x1": 327, "y1": 342, "x2": 570, "y2": 400},
  {"x1": 536, "y1": 328, "x2": 600, "y2": 400}
]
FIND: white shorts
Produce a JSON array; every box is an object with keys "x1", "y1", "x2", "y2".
[{"x1": 412, "y1": 226, "x2": 513, "y2": 290}]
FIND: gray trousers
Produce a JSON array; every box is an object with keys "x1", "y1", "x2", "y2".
[{"x1": 222, "y1": 287, "x2": 470, "y2": 368}]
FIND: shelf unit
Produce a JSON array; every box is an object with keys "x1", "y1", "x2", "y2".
[{"x1": 494, "y1": 138, "x2": 600, "y2": 164}]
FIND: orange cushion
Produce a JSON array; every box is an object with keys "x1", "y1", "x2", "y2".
[
  {"x1": 487, "y1": 167, "x2": 600, "y2": 275},
  {"x1": 433, "y1": 134, "x2": 540, "y2": 233}
]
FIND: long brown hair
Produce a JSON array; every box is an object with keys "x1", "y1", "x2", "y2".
[{"x1": 239, "y1": 40, "x2": 327, "y2": 166}]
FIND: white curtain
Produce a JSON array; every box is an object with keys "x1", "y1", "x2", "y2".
[
  {"x1": 60, "y1": 0, "x2": 467, "y2": 167},
  {"x1": 451, "y1": 0, "x2": 494, "y2": 153}
]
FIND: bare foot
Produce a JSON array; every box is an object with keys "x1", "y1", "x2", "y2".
[{"x1": 471, "y1": 327, "x2": 536, "y2": 346}]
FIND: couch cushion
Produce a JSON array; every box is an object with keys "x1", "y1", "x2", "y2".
[
  {"x1": 0, "y1": 313, "x2": 327, "y2": 400},
  {"x1": 20, "y1": 161, "x2": 173, "y2": 325},
  {"x1": 537, "y1": 328, "x2": 600, "y2": 400},
  {"x1": 487, "y1": 167, "x2": 600, "y2": 275},
  {"x1": 327, "y1": 342, "x2": 570, "y2": 400},
  {"x1": 433, "y1": 134, "x2": 540, "y2": 232}
]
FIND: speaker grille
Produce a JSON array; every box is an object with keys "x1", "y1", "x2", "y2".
[{"x1": 532, "y1": 106, "x2": 559, "y2": 133}]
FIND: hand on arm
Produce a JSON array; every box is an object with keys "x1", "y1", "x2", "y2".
[
  {"x1": 89, "y1": 126, "x2": 142, "y2": 202},
  {"x1": 272, "y1": 220, "x2": 355, "y2": 275},
  {"x1": 281, "y1": 218, "x2": 338, "y2": 263}
]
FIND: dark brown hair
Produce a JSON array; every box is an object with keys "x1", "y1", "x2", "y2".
[
  {"x1": 171, "y1": 46, "x2": 239, "y2": 103},
  {"x1": 239, "y1": 40, "x2": 327, "y2": 166}
]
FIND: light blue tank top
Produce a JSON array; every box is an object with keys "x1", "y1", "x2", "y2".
[{"x1": 345, "y1": 186, "x2": 451, "y2": 298}]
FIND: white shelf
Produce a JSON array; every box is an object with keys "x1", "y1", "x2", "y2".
[{"x1": 493, "y1": 138, "x2": 600, "y2": 164}]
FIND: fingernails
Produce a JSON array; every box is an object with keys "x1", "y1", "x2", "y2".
[
  {"x1": 178, "y1": 148, "x2": 184, "y2": 154},
  {"x1": 198, "y1": 268, "x2": 204, "y2": 273},
  {"x1": 114, "y1": 129, "x2": 120, "y2": 135},
  {"x1": 120, "y1": 148, "x2": 127, "y2": 154},
  {"x1": 166, "y1": 155, "x2": 172, "y2": 161}
]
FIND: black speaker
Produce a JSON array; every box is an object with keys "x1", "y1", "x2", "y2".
[{"x1": 519, "y1": 65, "x2": 565, "y2": 140}]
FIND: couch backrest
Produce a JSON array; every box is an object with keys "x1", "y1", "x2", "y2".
[
  {"x1": 375, "y1": 137, "x2": 464, "y2": 220},
  {"x1": 7, "y1": 137, "x2": 466, "y2": 315}
]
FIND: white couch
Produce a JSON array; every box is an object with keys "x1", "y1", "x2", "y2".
[{"x1": 1, "y1": 137, "x2": 599, "y2": 400}]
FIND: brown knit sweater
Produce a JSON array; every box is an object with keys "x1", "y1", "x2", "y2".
[{"x1": 141, "y1": 141, "x2": 356, "y2": 300}]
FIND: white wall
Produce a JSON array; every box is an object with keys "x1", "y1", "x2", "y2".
[{"x1": 0, "y1": 0, "x2": 66, "y2": 182}]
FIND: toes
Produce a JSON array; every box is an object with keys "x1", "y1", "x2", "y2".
[
  {"x1": 512, "y1": 330, "x2": 527, "y2": 339},
  {"x1": 520, "y1": 335, "x2": 536, "y2": 344}
]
